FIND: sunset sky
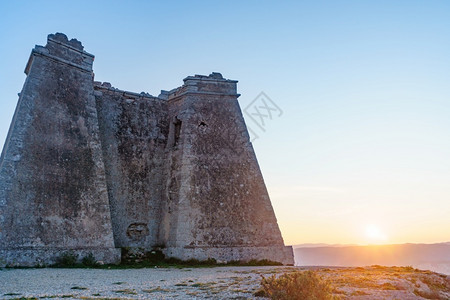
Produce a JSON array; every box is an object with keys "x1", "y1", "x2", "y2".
[{"x1": 1, "y1": 1, "x2": 449, "y2": 246}]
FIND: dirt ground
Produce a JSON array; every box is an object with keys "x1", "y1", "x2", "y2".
[{"x1": 1, "y1": 265, "x2": 449, "y2": 299}]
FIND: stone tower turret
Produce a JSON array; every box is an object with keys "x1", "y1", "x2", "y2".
[
  {"x1": 160, "y1": 73, "x2": 293, "y2": 264},
  {"x1": 0, "y1": 33, "x2": 120, "y2": 266}
]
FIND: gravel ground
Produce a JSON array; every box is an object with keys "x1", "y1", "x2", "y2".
[
  {"x1": 0, "y1": 266, "x2": 296, "y2": 299},
  {"x1": 4, "y1": 265, "x2": 447, "y2": 299}
]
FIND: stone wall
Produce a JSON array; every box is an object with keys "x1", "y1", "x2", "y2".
[
  {"x1": 95, "y1": 84, "x2": 168, "y2": 248},
  {"x1": 0, "y1": 33, "x2": 120, "y2": 266},
  {"x1": 160, "y1": 74, "x2": 293, "y2": 264},
  {"x1": 0, "y1": 33, "x2": 293, "y2": 266}
]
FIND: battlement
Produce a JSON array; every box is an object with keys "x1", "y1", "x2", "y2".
[
  {"x1": 93, "y1": 81, "x2": 162, "y2": 101},
  {"x1": 48, "y1": 32, "x2": 85, "y2": 51},
  {"x1": 168, "y1": 72, "x2": 239, "y2": 100},
  {"x1": 25, "y1": 33, "x2": 94, "y2": 75}
]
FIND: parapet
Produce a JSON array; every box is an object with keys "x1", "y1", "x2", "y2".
[
  {"x1": 25, "y1": 32, "x2": 94, "y2": 75},
  {"x1": 168, "y1": 72, "x2": 239, "y2": 100},
  {"x1": 48, "y1": 32, "x2": 84, "y2": 51},
  {"x1": 93, "y1": 81, "x2": 165, "y2": 102}
]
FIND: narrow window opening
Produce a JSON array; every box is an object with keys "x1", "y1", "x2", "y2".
[{"x1": 174, "y1": 118, "x2": 182, "y2": 146}]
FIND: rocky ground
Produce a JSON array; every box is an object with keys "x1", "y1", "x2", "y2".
[{"x1": 0, "y1": 265, "x2": 449, "y2": 299}]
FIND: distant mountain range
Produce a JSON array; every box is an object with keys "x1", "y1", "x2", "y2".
[{"x1": 293, "y1": 242, "x2": 450, "y2": 275}]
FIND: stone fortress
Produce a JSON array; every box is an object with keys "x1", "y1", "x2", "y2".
[{"x1": 0, "y1": 33, "x2": 293, "y2": 266}]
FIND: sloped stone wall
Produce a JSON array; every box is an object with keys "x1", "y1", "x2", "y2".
[
  {"x1": 161, "y1": 74, "x2": 293, "y2": 264},
  {"x1": 0, "y1": 33, "x2": 119, "y2": 266}
]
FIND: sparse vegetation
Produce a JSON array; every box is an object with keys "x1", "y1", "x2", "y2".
[
  {"x1": 414, "y1": 288, "x2": 443, "y2": 299},
  {"x1": 70, "y1": 286, "x2": 88, "y2": 290},
  {"x1": 421, "y1": 274, "x2": 448, "y2": 291},
  {"x1": 259, "y1": 270, "x2": 338, "y2": 300},
  {"x1": 253, "y1": 266, "x2": 450, "y2": 299},
  {"x1": 191, "y1": 281, "x2": 217, "y2": 289},
  {"x1": 175, "y1": 282, "x2": 188, "y2": 286},
  {"x1": 350, "y1": 289, "x2": 370, "y2": 296},
  {"x1": 53, "y1": 252, "x2": 103, "y2": 268},
  {"x1": 54, "y1": 251, "x2": 78, "y2": 267},
  {"x1": 380, "y1": 282, "x2": 403, "y2": 290},
  {"x1": 114, "y1": 249, "x2": 283, "y2": 268},
  {"x1": 322, "y1": 266, "x2": 449, "y2": 299},
  {"x1": 113, "y1": 288, "x2": 137, "y2": 295},
  {"x1": 81, "y1": 252, "x2": 98, "y2": 267},
  {"x1": 142, "y1": 287, "x2": 170, "y2": 293},
  {"x1": 3, "y1": 264, "x2": 449, "y2": 299},
  {"x1": 14, "y1": 248, "x2": 284, "y2": 269},
  {"x1": 229, "y1": 259, "x2": 283, "y2": 266}
]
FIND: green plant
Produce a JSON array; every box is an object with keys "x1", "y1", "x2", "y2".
[
  {"x1": 242, "y1": 259, "x2": 282, "y2": 266},
  {"x1": 165, "y1": 257, "x2": 217, "y2": 266},
  {"x1": 81, "y1": 253, "x2": 98, "y2": 267},
  {"x1": 225, "y1": 259, "x2": 282, "y2": 266},
  {"x1": 55, "y1": 251, "x2": 78, "y2": 267},
  {"x1": 259, "y1": 270, "x2": 338, "y2": 300}
]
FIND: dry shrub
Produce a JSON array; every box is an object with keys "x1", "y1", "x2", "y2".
[
  {"x1": 258, "y1": 270, "x2": 339, "y2": 300},
  {"x1": 413, "y1": 288, "x2": 443, "y2": 299}
]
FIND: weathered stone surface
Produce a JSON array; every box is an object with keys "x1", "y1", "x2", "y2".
[
  {"x1": 95, "y1": 86, "x2": 168, "y2": 249},
  {"x1": 0, "y1": 33, "x2": 293, "y2": 266},
  {"x1": 159, "y1": 75, "x2": 292, "y2": 265},
  {"x1": 0, "y1": 33, "x2": 119, "y2": 266}
]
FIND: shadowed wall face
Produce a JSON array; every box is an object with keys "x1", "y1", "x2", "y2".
[
  {"x1": 0, "y1": 33, "x2": 119, "y2": 265},
  {"x1": 95, "y1": 86, "x2": 169, "y2": 248}
]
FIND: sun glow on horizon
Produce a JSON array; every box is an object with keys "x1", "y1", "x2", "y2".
[{"x1": 364, "y1": 224, "x2": 388, "y2": 244}]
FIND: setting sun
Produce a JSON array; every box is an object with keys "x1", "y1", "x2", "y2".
[{"x1": 365, "y1": 225, "x2": 388, "y2": 244}]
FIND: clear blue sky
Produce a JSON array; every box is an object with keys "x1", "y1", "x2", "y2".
[{"x1": 1, "y1": 1, "x2": 449, "y2": 245}]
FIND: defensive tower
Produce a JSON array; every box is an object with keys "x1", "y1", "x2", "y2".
[{"x1": 0, "y1": 33, "x2": 294, "y2": 266}]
